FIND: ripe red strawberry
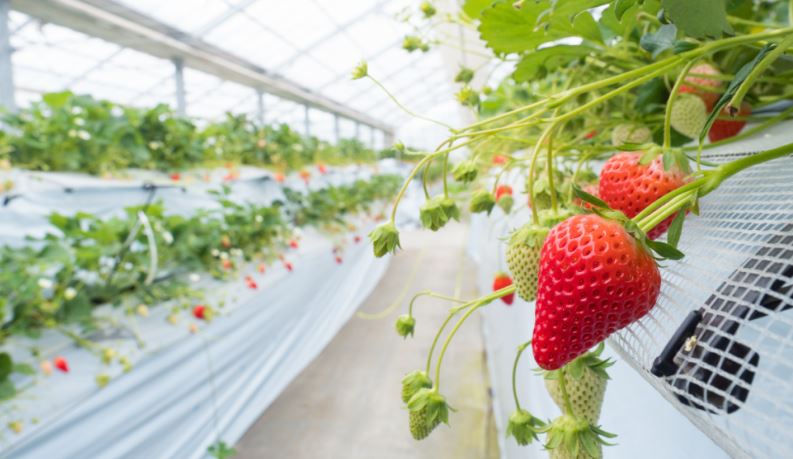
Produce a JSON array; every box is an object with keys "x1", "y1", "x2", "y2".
[
  {"x1": 245, "y1": 275, "x2": 258, "y2": 290},
  {"x1": 492, "y1": 154, "x2": 507, "y2": 165},
  {"x1": 274, "y1": 173, "x2": 285, "y2": 183},
  {"x1": 354, "y1": 235, "x2": 362, "y2": 243},
  {"x1": 193, "y1": 305, "x2": 206, "y2": 320},
  {"x1": 284, "y1": 261, "x2": 293, "y2": 272},
  {"x1": 54, "y1": 356, "x2": 69, "y2": 373},
  {"x1": 335, "y1": 256, "x2": 343, "y2": 264},
  {"x1": 598, "y1": 152, "x2": 687, "y2": 239},
  {"x1": 495, "y1": 184, "x2": 512, "y2": 201},
  {"x1": 532, "y1": 214, "x2": 661, "y2": 370},
  {"x1": 584, "y1": 129, "x2": 597, "y2": 139},
  {"x1": 680, "y1": 62, "x2": 723, "y2": 110},
  {"x1": 317, "y1": 164, "x2": 328, "y2": 174},
  {"x1": 221, "y1": 259, "x2": 233, "y2": 270},
  {"x1": 258, "y1": 263, "x2": 266, "y2": 274},
  {"x1": 709, "y1": 102, "x2": 751, "y2": 142},
  {"x1": 492, "y1": 272, "x2": 514, "y2": 305},
  {"x1": 299, "y1": 170, "x2": 311, "y2": 183},
  {"x1": 170, "y1": 172, "x2": 181, "y2": 181},
  {"x1": 289, "y1": 239, "x2": 299, "y2": 249}
]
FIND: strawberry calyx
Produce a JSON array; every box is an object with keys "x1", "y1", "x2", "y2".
[
  {"x1": 407, "y1": 387, "x2": 452, "y2": 428},
  {"x1": 470, "y1": 189, "x2": 496, "y2": 215},
  {"x1": 507, "y1": 222, "x2": 549, "y2": 249},
  {"x1": 507, "y1": 409, "x2": 545, "y2": 446},
  {"x1": 541, "y1": 414, "x2": 616, "y2": 458},
  {"x1": 401, "y1": 370, "x2": 432, "y2": 403},
  {"x1": 395, "y1": 314, "x2": 416, "y2": 338},
  {"x1": 369, "y1": 222, "x2": 401, "y2": 257},
  {"x1": 543, "y1": 343, "x2": 614, "y2": 382}
]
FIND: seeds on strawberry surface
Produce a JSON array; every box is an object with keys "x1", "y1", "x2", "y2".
[{"x1": 532, "y1": 214, "x2": 661, "y2": 370}]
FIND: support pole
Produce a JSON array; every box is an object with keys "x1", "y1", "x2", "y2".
[
  {"x1": 173, "y1": 58, "x2": 186, "y2": 116},
  {"x1": 370, "y1": 126, "x2": 375, "y2": 149},
  {"x1": 256, "y1": 89, "x2": 265, "y2": 125},
  {"x1": 0, "y1": 0, "x2": 16, "y2": 112},
  {"x1": 303, "y1": 104, "x2": 310, "y2": 137},
  {"x1": 334, "y1": 114, "x2": 340, "y2": 142},
  {"x1": 355, "y1": 122, "x2": 360, "y2": 141}
]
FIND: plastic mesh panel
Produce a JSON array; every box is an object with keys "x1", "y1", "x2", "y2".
[{"x1": 609, "y1": 144, "x2": 793, "y2": 458}]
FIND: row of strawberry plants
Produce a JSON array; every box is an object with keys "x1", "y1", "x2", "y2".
[
  {"x1": 360, "y1": 1, "x2": 793, "y2": 457},
  {"x1": 0, "y1": 173, "x2": 401, "y2": 402},
  {"x1": 0, "y1": 91, "x2": 382, "y2": 175}
]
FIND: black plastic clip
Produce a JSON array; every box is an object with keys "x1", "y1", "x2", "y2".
[{"x1": 651, "y1": 309, "x2": 703, "y2": 377}]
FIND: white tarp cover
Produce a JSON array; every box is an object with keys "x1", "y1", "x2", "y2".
[
  {"x1": 0, "y1": 161, "x2": 406, "y2": 458},
  {"x1": 469, "y1": 121, "x2": 793, "y2": 459}
]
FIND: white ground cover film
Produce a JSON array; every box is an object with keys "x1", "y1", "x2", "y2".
[
  {"x1": 0, "y1": 161, "x2": 409, "y2": 458},
  {"x1": 469, "y1": 120, "x2": 793, "y2": 459}
]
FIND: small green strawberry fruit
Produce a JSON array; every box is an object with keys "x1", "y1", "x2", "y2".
[
  {"x1": 452, "y1": 160, "x2": 478, "y2": 182},
  {"x1": 369, "y1": 223, "x2": 401, "y2": 257},
  {"x1": 470, "y1": 190, "x2": 496, "y2": 214},
  {"x1": 407, "y1": 388, "x2": 450, "y2": 441},
  {"x1": 670, "y1": 93, "x2": 707, "y2": 139},
  {"x1": 506, "y1": 224, "x2": 549, "y2": 302},
  {"x1": 395, "y1": 314, "x2": 416, "y2": 338},
  {"x1": 543, "y1": 343, "x2": 613, "y2": 424},
  {"x1": 455, "y1": 67, "x2": 474, "y2": 84},
  {"x1": 401, "y1": 370, "x2": 432, "y2": 403},
  {"x1": 611, "y1": 123, "x2": 651, "y2": 147},
  {"x1": 506, "y1": 408, "x2": 544, "y2": 446}
]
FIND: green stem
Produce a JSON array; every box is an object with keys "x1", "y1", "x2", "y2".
[
  {"x1": 558, "y1": 367, "x2": 575, "y2": 416},
  {"x1": 511, "y1": 341, "x2": 531, "y2": 411},
  {"x1": 547, "y1": 126, "x2": 558, "y2": 213},
  {"x1": 433, "y1": 285, "x2": 516, "y2": 389},
  {"x1": 408, "y1": 290, "x2": 466, "y2": 317},
  {"x1": 367, "y1": 75, "x2": 456, "y2": 131},
  {"x1": 683, "y1": 105, "x2": 793, "y2": 152},
  {"x1": 632, "y1": 176, "x2": 708, "y2": 222},
  {"x1": 442, "y1": 153, "x2": 449, "y2": 197},
  {"x1": 637, "y1": 190, "x2": 696, "y2": 234},
  {"x1": 665, "y1": 60, "x2": 698, "y2": 150}
]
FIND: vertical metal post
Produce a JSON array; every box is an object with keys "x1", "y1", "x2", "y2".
[
  {"x1": 354, "y1": 122, "x2": 360, "y2": 141},
  {"x1": 303, "y1": 105, "x2": 310, "y2": 137},
  {"x1": 334, "y1": 114, "x2": 340, "y2": 142},
  {"x1": 256, "y1": 89, "x2": 265, "y2": 125},
  {"x1": 173, "y1": 58, "x2": 186, "y2": 116},
  {"x1": 370, "y1": 126, "x2": 375, "y2": 149},
  {"x1": 0, "y1": 0, "x2": 16, "y2": 112}
]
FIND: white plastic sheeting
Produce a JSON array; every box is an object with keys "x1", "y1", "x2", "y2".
[{"x1": 0, "y1": 161, "x2": 408, "y2": 458}]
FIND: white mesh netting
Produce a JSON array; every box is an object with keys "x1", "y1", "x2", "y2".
[{"x1": 611, "y1": 124, "x2": 793, "y2": 459}]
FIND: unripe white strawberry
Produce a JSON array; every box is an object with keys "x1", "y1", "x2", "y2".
[
  {"x1": 670, "y1": 94, "x2": 707, "y2": 139},
  {"x1": 611, "y1": 123, "x2": 651, "y2": 147}
]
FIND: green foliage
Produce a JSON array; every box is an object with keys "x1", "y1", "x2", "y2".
[
  {"x1": 661, "y1": 0, "x2": 732, "y2": 39},
  {"x1": 2, "y1": 91, "x2": 381, "y2": 175}
]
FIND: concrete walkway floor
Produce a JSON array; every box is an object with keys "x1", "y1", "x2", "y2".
[{"x1": 236, "y1": 222, "x2": 499, "y2": 459}]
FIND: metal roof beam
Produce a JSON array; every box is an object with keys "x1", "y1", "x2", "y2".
[{"x1": 9, "y1": 0, "x2": 392, "y2": 134}]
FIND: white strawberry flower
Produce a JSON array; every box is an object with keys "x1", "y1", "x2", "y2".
[
  {"x1": 64, "y1": 287, "x2": 77, "y2": 300},
  {"x1": 211, "y1": 249, "x2": 220, "y2": 257},
  {"x1": 162, "y1": 231, "x2": 174, "y2": 245},
  {"x1": 77, "y1": 130, "x2": 91, "y2": 140},
  {"x1": 37, "y1": 278, "x2": 53, "y2": 289},
  {"x1": 189, "y1": 273, "x2": 200, "y2": 283},
  {"x1": 219, "y1": 251, "x2": 229, "y2": 260},
  {"x1": 255, "y1": 215, "x2": 263, "y2": 223}
]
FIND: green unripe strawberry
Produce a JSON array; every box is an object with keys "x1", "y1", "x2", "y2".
[
  {"x1": 505, "y1": 224, "x2": 548, "y2": 302},
  {"x1": 611, "y1": 123, "x2": 651, "y2": 147},
  {"x1": 409, "y1": 407, "x2": 441, "y2": 440},
  {"x1": 670, "y1": 93, "x2": 707, "y2": 139},
  {"x1": 543, "y1": 414, "x2": 614, "y2": 459},
  {"x1": 544, "y1": 344, "x2": 612, "y2": 424}
]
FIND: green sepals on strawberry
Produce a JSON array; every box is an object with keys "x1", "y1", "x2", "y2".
[
  {"x1": 452, "y1": 160, "x2": 478, "y2": 182},
  {"x1": 401, "y1": 370, "x2": 432, "y2": 403},
  {"x1": 369, "y1": 222, "x2": 401, "y2": 257},
  {"x1": 542, "y1": 414, "x2": 615, "y2": 459},
  {"x1": 419, "y1": 196, "x2": 450, "y2": 231},
  {"x1": 395, "y1": 314, "x2": 416, "y2": 338},
  {"x1": 440, "y1": 197, "x2": 460, "y2": 222},
  {"x1": 407, "y1": 388, "x2": 451, "y2": 440},
  {"x1": 506, "y1": 408, "x2": 544, "y2": 446},
  {"x1": 543, "y1": 343, "x2": 613, "y2": 424},
  {"x1": 455, "y1": 67, "x2": 474, "y2": 84},
  {"x1": 470, "y1": 189, "x2": 496, "y2": 214}
]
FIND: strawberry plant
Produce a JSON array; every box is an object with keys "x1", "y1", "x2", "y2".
[{"x1": 360, "y1": 1, "x2": 793, "y2": 455}]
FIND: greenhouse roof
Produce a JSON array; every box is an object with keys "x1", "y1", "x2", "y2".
[{"x1": 6, "y1": 0, "x2": 461, "y2": 145}]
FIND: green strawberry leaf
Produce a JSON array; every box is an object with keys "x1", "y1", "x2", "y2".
[
  {"x1": 673, "y1": 40, "x2": 699, "y2": 54},
  {"x1": 615, "y1": 0, "x2": 638, "y2": 20},
  {"x1": 462, "y1": 0, "x2": 493, "y2": 20},
  {"x1": 0, "y1": 353, "x2": 11, "y2": 381},
  {"x1": 700, "y1": 43, "x2": 776, "y2": 142},
  {"x1": 513, "y1": 45, "x2": 592, "y2": 82},
  {"x1": 640, "y1": 24, "x2": 678, "y2": 58},
  {"x1": 666, "y1": 209, "x2": 687, "y2": 249},
  {"x1": 661, "y1": 0, "x2": 733, "y2": 39},
  {"x1": 572, "y1": 185, "x2": 609, "y2": 209},
  {"x1": 12, "y1": 363, "x2": 35, "y2": 376},
  {"x1": 573, "y1": 11, "x2": 602, "y2": 44}
]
